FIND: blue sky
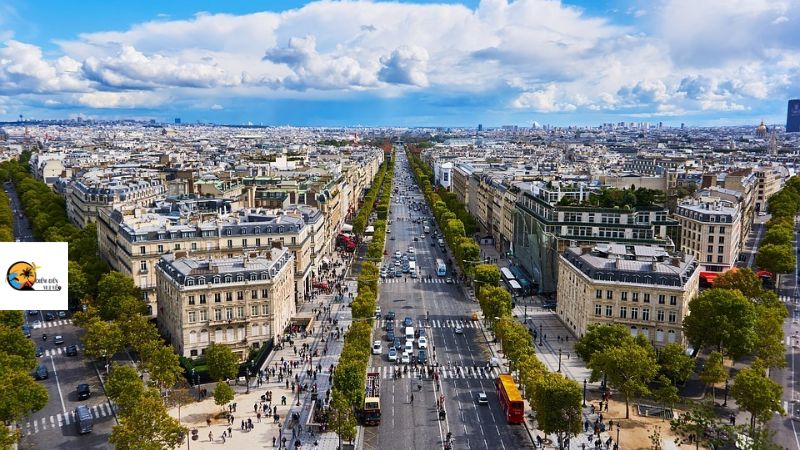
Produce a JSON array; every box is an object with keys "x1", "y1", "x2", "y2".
[{"x1": 0, "y1": 0, "x2": 797, "y2": 127}]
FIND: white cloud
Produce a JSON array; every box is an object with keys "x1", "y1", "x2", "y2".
[
  {"x1": 0, "y1": 40, "x2": 87, "y2": 94},
  {"x1": 512, "y1": 84, "x2": 576, "y2": 112},
  {"x1": 210, "y1": 104, "x2": 223, "y2": 110},
  {"x1": 77, "y1": 91, "x2": 166, "y2": 108},
  {"x1": 378, "y1": 46, "x2": 429, "y2": 87}
]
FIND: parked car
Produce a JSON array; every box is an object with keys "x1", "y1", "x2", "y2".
[
  {"x1": 53, "y1": 335, "x2": 64, "y2": 345},
  {"x1": 418, "y1": 337, "x2": 428, "y2": 349},
  {"x1": 34, "y1": 365, "x2": 48, "y2": 380},
  {"x1": 66, "y1": 345, "x2": 78, "y2": 356},
  {"x1": 77, "y1": 384, "x2": 91, "y2": 400}
]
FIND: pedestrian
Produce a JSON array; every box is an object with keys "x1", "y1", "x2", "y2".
[
  {"x1": 282, "y1": 436, "x2": 287, "y2": 448},
  {"x1": 273, "y1": 436, "x2": 277, "y2": 447},
  {"x1": 207, "y1": 417, "x2": 212, "y2": 427},
  {"x1": 208, "y1": 431, "x2": 214, "y2": 442},
  {"x1": 241, "y1": 420, "x2": 245, "y2": 430},
  {"x1": 258, "y1": 412, "x2": 262, "y2": 422},
  {"x1": 254, "y1": 403, "x2": 258, "y2": 413},
  {"x1": 604, "y1": 401, "x2": 609, "y2": 412}
]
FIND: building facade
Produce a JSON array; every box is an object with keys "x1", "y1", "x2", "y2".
[
  {"x1": 557, "y1": 244, "x2": 699, "y2": 347},
  {"x1": 674, "y1": 197, "x2": 741, "y2": 272},
  {"x1": 155, "y1": 247, "x2": 295, "y2": 360}
]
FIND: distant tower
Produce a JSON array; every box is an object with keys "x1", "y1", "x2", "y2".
[
  {"x1": 174, "y1": 118, "x2": 181, "y2": 125},
  {"x1": 477, "y1": 124, "x2": 483, "y2": 132},
  {"x1": 769, "y1": 129, "x2": 778, "y2": 156},
  {"x1": 756, "y1": 120, "x2": 768, "y2": 138},
  {"x1": 788, "y1": 99, "x2": 800, "y2": 133}
]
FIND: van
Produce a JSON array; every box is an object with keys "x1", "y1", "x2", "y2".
[
  {"x1": 405, "y1": 326, "x2": 414, "y2": 341},
  {"x1": 75, "y1": 405, "x2": 93, "y2": 434}
]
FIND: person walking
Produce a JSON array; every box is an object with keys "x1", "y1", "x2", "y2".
[{"x1": 208, "y1": 431, "x2": 213, "y2": 442}]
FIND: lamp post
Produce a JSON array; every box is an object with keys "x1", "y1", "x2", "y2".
[
  {"x1": 538, "y1": 323, "x2": 543, "y2": 346},
  {"x1": 723, "y1": 379, "x2": 729, "y2": 407},
  {"x1": 557, "y1": 348, "x2": 562, "y2": 373},
  {"x1": 616, "y1": 423, "x2": 621, "y2": 450},
  {"x1": 583, "y1": 379, "x2": 587, "y2": 407}
]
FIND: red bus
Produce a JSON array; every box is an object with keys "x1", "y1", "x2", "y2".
[{"x1": 495, "y1": 374, "x2": 524, "y2": 424}]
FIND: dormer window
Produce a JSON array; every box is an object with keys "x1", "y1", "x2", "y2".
[
  {"x1": 213, "y1": 276, "x2": 221, "y2": 284},
  {"x1": 186, "y1": 278, "x2": 194, "y2": 286},
  {"x1": 236, "y1": 274, "x2": 244, "y2": 282},
  {"x1": 250, "y1": 273, "x2": 257, "y2": 281},
  {"x1": 261, "y1": 272, "x2": 268, "y2": 280},
  {"x1": 224, "y1": 275, "x2": 232, "y2": 283},
  {"x1": 198, "y1": 277, "x2": 206, "y2": 285}
]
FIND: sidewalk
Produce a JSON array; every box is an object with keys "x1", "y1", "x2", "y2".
[{"x1": 167, "y1": 251, "x2": 361, "y2": 450}]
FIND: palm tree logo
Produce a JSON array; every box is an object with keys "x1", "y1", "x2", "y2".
[{"x1": 7, "y1": 261, "x2": 39, "y2": 290}]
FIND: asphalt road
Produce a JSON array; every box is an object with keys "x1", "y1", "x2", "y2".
[
  {"x1": 4, "y1": 180, "x2": 118, "y2": 449},
  {"x1": 362, "y1": 152, "x2": 533, "y2": 450}
]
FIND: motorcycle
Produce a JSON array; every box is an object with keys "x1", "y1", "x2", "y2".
[{"x1": 42, "y1": 334, "x2": 47, "y2": 341}]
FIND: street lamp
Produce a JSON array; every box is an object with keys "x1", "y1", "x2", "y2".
[
  {"x1": 583, "y1": 379, "x2": 587, "y2": 407},
  {"x1": 557, "y1": 348, "x2": 562, "y2": 373},
  {"x1": 538, "y1": 323, "x2": 543, "y2": 346},
  {"x1": 616, "y1": 423, "x2": 621, "y2": 450},
  {"x1": 723, "y1": 379, "x2": 729, "y2": 407}
]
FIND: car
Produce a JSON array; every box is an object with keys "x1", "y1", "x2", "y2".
[
  {"x1": 388, "y1": 348, "x2": 398, "y2": 362},
  {"x1": 413, "y1": 237, "x2": 418, "y2": 242},
  {"x1": 394, "y1": 251, "x2": 401, "y2": 259},
  {"x1": 390, "y1": 236, "x2": 395, "y2": 240},
  {"x1": 57, "y1": 311, "x2": 67, "y2": 319},
  {"x1": 386, "y1": 329, "x2": 395, "y2": 342},
  {"x1": 31, "y1": 320, "x2": 42, "y2": 329},
  {"x1": 75, "y1": 405, "x2": 93, "y2": 434},
  {"x1": 34, "y1": 365, "x2": 48, "y2": 380},
  {"x1": 66, "y1": 345, "x2": 78, "y2": 356},
  {"x1": 380, "y1": 271, "x2": 387, "y2": 279},
  {"x1": 409, "y1": 254, "x2": 416, "y2": 261},
  {"x1": 403, "y1": 317, "x2": 413, "y2": 327},
  {"x1": 417, "y1": 350, "x2": 427, "y2": 364},
  {"x1": 387, "y1": 228, "x2": 391, "y2": 234},
  {"x1": 27, "y1": 310, "x2": 39, "y2": 316},
  {"x1": 385, "y1": 321, "x2": 394, "y2": 332},
  {"x1": 445, "y1": 277, "x2": 453, "y2": 284},
  {"x1": 400, "y1": 352, "x2": 411, "y2": 364},
  {"x1": 477, "y1": 392, "x2": 488, "y2": 405},
  {"x1": 35, "y1": 346, "x2": 44, "y2": 357},
  {"x1": 372, "y1": 341, "x2": 383, "y2": 355},
  {"x1": 44, "y1": 313, "x2": 55, "y2": 321},
  {"x1": 21, "y1": 324, "x2": 31, "y2": 338},
  {"x1": 455, "y1": 326, "x2": 464, "y2": 335},
  {"x1": 404, "y1": 341, "x2": 413, "y2": 354},
  {"x1": 375, "y1": 307, "x2": 382, "y2": 317},
  {"x1": 393, "y1": 337, "x2": 403, "y2": 351},
  {"x1": 408, "y1": 247, "x2": 415, "y2": 254},
  {"x1": 411, "y1": 271, "x2": 418, "y2": 278},
  {"x1": 489, "y1": 357, "x2": 501, "y2": 368},
  {"x1": 53, "y1": 335, "x2": 64, "y2": 345},
  {"x1": 386, "y1": 311, "x2": 396, "y2": 321},
  {"x1": 418, "y1": 336, "x2": 428, "y2": 349},
  {"x1": 77, "y1": 383, "x2": 91, "y2": 400}
]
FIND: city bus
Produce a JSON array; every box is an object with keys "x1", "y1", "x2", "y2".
[
  {"x1": 436, "y1": 258, "x2": 447, "y2": 277},
  {"x1": 500, "y1": 267, "x2": 515, "y2": 284},
  {"x1": 495, "y1": 374, "x2": 524, "y2": 424}
]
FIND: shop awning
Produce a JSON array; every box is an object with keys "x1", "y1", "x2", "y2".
[
  {"x1": 341, "y1": 223, "x2": 353, "y2": 232},
  {"x1": 699, "y1": 272, "x2": 719, "y2": 283}
]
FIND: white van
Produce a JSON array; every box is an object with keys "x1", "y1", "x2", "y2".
[{"x1": 405, "y1": 326, "x2": 415, "y2": 341}]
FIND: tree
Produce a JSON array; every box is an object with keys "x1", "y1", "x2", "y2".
[
  {"x1": 699, "y1": 351, "x2": 727, "y2": 402},
  {"x1": 531, "y1": 372, "x2": 582, "y2": 449},
  {"x1": 682, "y1": 289, "x2": 757, "y2": 359},
  {"x1": 712, "y1": 268, "x2": 764, "y2": 301},
  {"x1": 756, "y1": 243, "x2": 796, "y2": 276},
  {"x1": 213, "y1": 381, "x2": 234, "y2": 411},
  {"x1": 106, "y1": 364, "x2": 146, "y2": 413},
  {"x1": 139, "y1": 341, "x2": 184, "y2": 390},
  {"x1": 95, "y1": 272, "x2": 144, "y2": 320},
  {"x1": 0, "y1": 311, "x2": 24, "y2": 329},
  {"x1": 671, "y1": 403, "x2": 719, "y2": 450},
  {"x1": 68, "y1": 261, "x2": 89, "y2": 310},
  {"x1": 761, "y1": 225, "x2": 793, "y2": 246},
  {"x1": 657, "y1": 343, "x2": 694, "y2": 385},
  {"x1": 0, "y1": 360, "x2": 49, "y2": 422},
  {"x1": 473, "y1": 263, "x2": 500, "y2": 287},
  {"x1": 574, "y1": 323, "x2": 634, "y2": 383},
  {"x1": 588, "y1": 341, "x2": 658, "y2": 418},
  {"x1": 477, "y1": 285, "x2": 513, "y2": 325},
  {"x1": 81, "y1": 318, "x2": 124, "y2": 367},
  {"x1": 205, "y1": 343, "x2": 240, "y2": 382},
  {"x1": 651, "y1": 376, "x2": 680, "y2": 421},
  {"x1": 110, "y1": 388, "x2": 186, "y2": 450},
  {"x1": 118, "y1": 313, "x2": 160, "y2": 353},
  {"x1": 0, "y1": 325, "x2": 37, "y2": 369},
  {"x1": 328, "y1": 389, "x2": 357, "y2": 449},
  {"x1": 333, "y1": 360, "x2": 366, "y2": 408},
  {"x1": 753, "y1": 305, "x2": 787, "y2": 371},
  {"x1": 730, "y1": 359, "x2": 785, "y2": 431}
]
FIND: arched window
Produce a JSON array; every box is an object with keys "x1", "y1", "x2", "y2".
[
  {"x1": 236, "y1": 274, "x2": 244, "y2": 282},
  {"x1": 261, "y1": 272, "x2": 268, "y2": 280},
  {"x1": 186, "y1": 278, "x2": 194, "y2": 286},
  {"x1": 655, "y1": 328, "x2": 664, "y2": 342},
  {"x1": 198, "y1": 277, "x2": 206, "y2": 285},
  {"x1": 200, "y1": 329, "x2": 209, "y2": 343},
  {"x1": 226, "y1": 327, "x2": 234, "y2": 342},
  {"x1": 667, "y1": 330, "x2": 677, "y2": 343},
  {"x1": 630, "y1": 326, "x2": 638, "y2": 337},
  {"x1": 250, "y1": 273, "x2": 257, "y2": 281},
  {"x1": 213, "y1": 276, "x2": 221, "y2": 284},
  {"x1": 224, "y1": 275, "x2": 232, "y2": 283},
  {"x1": 189, "y1": 331, "x2": 198, "y2": 344}
]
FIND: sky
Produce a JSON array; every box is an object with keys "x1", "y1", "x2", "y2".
[{"x1": 0, "y1": 0, "x2": 798, "y2": 127}]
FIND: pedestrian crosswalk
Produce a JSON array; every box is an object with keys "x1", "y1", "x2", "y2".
[
  {"x1": 781, "y1": 295, "x2": 795, "y2": 303},
  {"x1": 380, "y1": 278, "x2": 448, "y2": 284},
  {"x1": 41, "y1": 345, "x2": 79, "y2": 357},
  {"x1": 417, "y1": 319, "x2": 479, "y2": 329},
  {"x1": 22, "y1": 403, "x2": 116, "y2": 435},
  {"x1": 369, "y1": 365, "x2": 501, "y2": 380}
]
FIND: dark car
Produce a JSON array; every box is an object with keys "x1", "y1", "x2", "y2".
[
  {"x1": 66, "y1": 345, "x2": 78, "y2": 356},
  {"x1": 403, "y1": 317, "x2": 413, "y2": 327},
  {"x1": 417, "y1": 350, "x2": 427, "y2": 364},
  {"x1": 45, "y1": 313, "x2": 55, "y2": 321},
  {"x1": 34, "y1": 365, "x2": 48, "y2": 380},
  {"x1": 35, "y1": 346, "x2": 44, "y2": 357},
  {"x1": 21, "y1": 324, "x2": 31, "y2": 338},
  {"x1": 386, "y1": 311, "x2": 396, "y2": 321},
  {"x1": 386, "y1": 329, "x2": 395, "y2": 342},
  {"x1": 393, "y1": 337, "x2": 403, "y2": 351},
  {"x1": 385, "y1": 321, "x2": 394, "y2": 332},
  {"x1": 75, "y1": 405, "x2": 93, "y2": 434},
  {"x1": 27, "y1": 310, "x2": 39, "y2": 316},
  {"x1": 77, "y1": 384, "x2": 91, "y2": 400},
  {"x1": 57, "y1": 311, "x2": 67, "y2": 319}
]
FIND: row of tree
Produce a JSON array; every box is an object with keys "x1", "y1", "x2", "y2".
[
  {"x1": 328, "y1": 151, "x2": 395, "y2": 444},
  {"x1": 406, "y1": 152, "x2": 480, "y2": 278},
  {"x1": 0, "y1": 311, "x2": 49, "y2": 446},
  {"x1": 351, "y1": 158, "x2": 389, "y2": 236},
  {"x1": 0, "y1": 188, "x2": 13, "y2": 241},
  {"x1": 756, "y1": 176, "x2": 800, "y2": 277}
]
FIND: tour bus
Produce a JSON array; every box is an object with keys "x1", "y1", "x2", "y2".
[
  {"x1": 408, "y1": 261, "x2": 417, "y2": 277},
  {"x1": 496, "y1": 374, "x2": 525, "y2": 424},
  {"x1": 436, "y1": 258, "x2": 447, "y2": 277}
]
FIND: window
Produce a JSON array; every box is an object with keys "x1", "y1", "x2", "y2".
[
  {"x1": 251, "y1": 305, "x2": 259, "y2": 316},
  {"x1": 631, "y1": 307, "x2": 638, "y2": 320},
  {"x1": 642, "y1": 308, "x2": 650, "y2": 321},
  {"x1": 241, "y1": 228, "x2": 247, "y2": 235},
  {"x1": 595, "y1": 289, "x2": 602, "y2": 299},
  {"x1": 251, "y1": 290, "x2": 258, "y2": 299},
  {"x1": 227, "y1": 239, "x2": 233, "y2": 249},
  {"x1": 188, "y1": 311, "x2": 197, "y2": 323},
  {"x1": 643, "y1": 293, "x2": 650, "y2": 303},
  {"x1": 606, "y1": 290, "x2": 613, "y2": 300},
  {"x1": 192, "y1": 242, "x2": 197, "y2": 251},
  {"x1": 657, "y1": 310, "x2": 664, "y2": 322},
  {"x1": 708, "y1": 226, "x2": 715, "y2": 233},
  {"x1": 262, "y1": 304, "x2": 269, "y2": 315},
  {"x1": 261, "y1": 289, "x2": 269, "y2": 299},
  {"x1": 157, "y1": 244, "x2": 164, "y2": 253},
  {"x1": 139, "y1": 246, "x2": 145, "y2": 255},
  {"x1": 214, "y1": 293, "x2": 221, "y2": 303},
  {"x1": 188, "y1": 295, "x2": 195, "y2": 305},
  {"x1": 632, "y1": 292, "x2": 639, "y2": 302},
  {"x1": 237, "y1": 306, "x2": 245, "y2": 318},
  {"x1": 707, "y1": 245, "x2": 713, "y2": 253},
  {"x1": 291, "y1": 236, "x2": 296, "y2": 245},
  {"x1": 226, "y1": 229, "x2": 231, "y2": 235},
  {"x1": 605, "y1": 305, "x2": 613, "y2": 317},
  {"x1": 198, "y1": 277, "x2": 205, "y2": 285},
  {"x1": 200, "y1": 310, "x2": 208, "y2": 321},
  {"x1": 174, "y1": 243, "x2": 181, "y2": 250},
  {"x1": 186, "y1": 278, "x2": 194, "y2": 286},
  {"x1": 237, "y1": 291, "x2": 244, "y2": 301},
  {"x1": 242, "y1": 239, "x2": 248, "y2": 247},
  {"x1": 214, "y1": 309, "x2": 222, "y2": 321},
  {"x1": 139, "y1": 261, "x2": 147, "y2": 272},
  {"x1": 717, "y1": 255, "x2": 723, "y2": 263},
  {"x1": 668, "y1": 311, "x2": 677, "y2": 323},
  {"x1": 621, "y1": 292, "x2": 628, "y2": 301},
  {"x1": 718, "y1": 245, "x2": 724, "y2": 253},
  {"x1": 256, "y1": 238, "x2": 261, "y2": 247},
  {"x1": 718, "y1": 235, "x2": 725, "y2": 244},
  {"x1": 658, "y1": 294, "x2": 665, "y2": 304},
  {"x1": 200, "y1": 294, "x2": 207, "y2": 304},
  {"x1": 226, "y1": 308, "x2": 234, "y2": 320},
  {"x1": 619, "y1": 307, "x2": 627, "y2": 319},
  {"x1": 595, "y1": 304, "x2": 602, "y2": 316},
  {"x1": 706, "y1": 255, "x2": 712, "y2": 262},
  {"x1": 225, "y1": 292, "x2": 233, "y2": 301},
  {"x1": 669, "y1": 295, "x2": 677, "y2": 306}
]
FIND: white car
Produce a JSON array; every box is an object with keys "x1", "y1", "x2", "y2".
[
  {"x1": 394, "y1": 251, "x2": 402, "y2": 259},
  {"x1": 404, "y1": 341, "x2": 413, "y2": 354},
  {"x1": 477, "y1": 392, "x2": 488, "y2": 405},
  {"x1": 372, "y1": 340, "x2": 382, "y2": 355},
  {"x1": 388, "y1": 347, "x2": 398, "y2": 362},
  {"x1": 31, "y1": 320, "x2": 42, "y2": 329},
  {"x1": 407, "y1": 247, "x2": 415, "y2": 254},
  {"x1": 400, "y1": 352, "x2": 411, "y2": 364},
  {"x1": 418, "y1": 337, "x2": 428, "y2": 349},
  {"x1": 455, "y1": 326, "x2": 464, "y2": 335}
]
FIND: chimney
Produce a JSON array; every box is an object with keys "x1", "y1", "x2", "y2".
[
  {"x1": 174, "y1": 250, "x2": 188, "y2": 259},
  {"x1": 671, "y1": 257, "x2": 681, "y2": 267},
  {"x1": 581, "y1": 246, "x2": 592, "y2": 255},
  {"x1": 271, "y1": 241, "x2": 283, "y2": 250},
  {"x1": 651, "y1": 261, "x2": 659, "y2": 271}
]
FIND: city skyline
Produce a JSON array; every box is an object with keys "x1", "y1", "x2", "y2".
[{"x1": 1, "y1": 0, "x2": 798, "y2": 126}]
